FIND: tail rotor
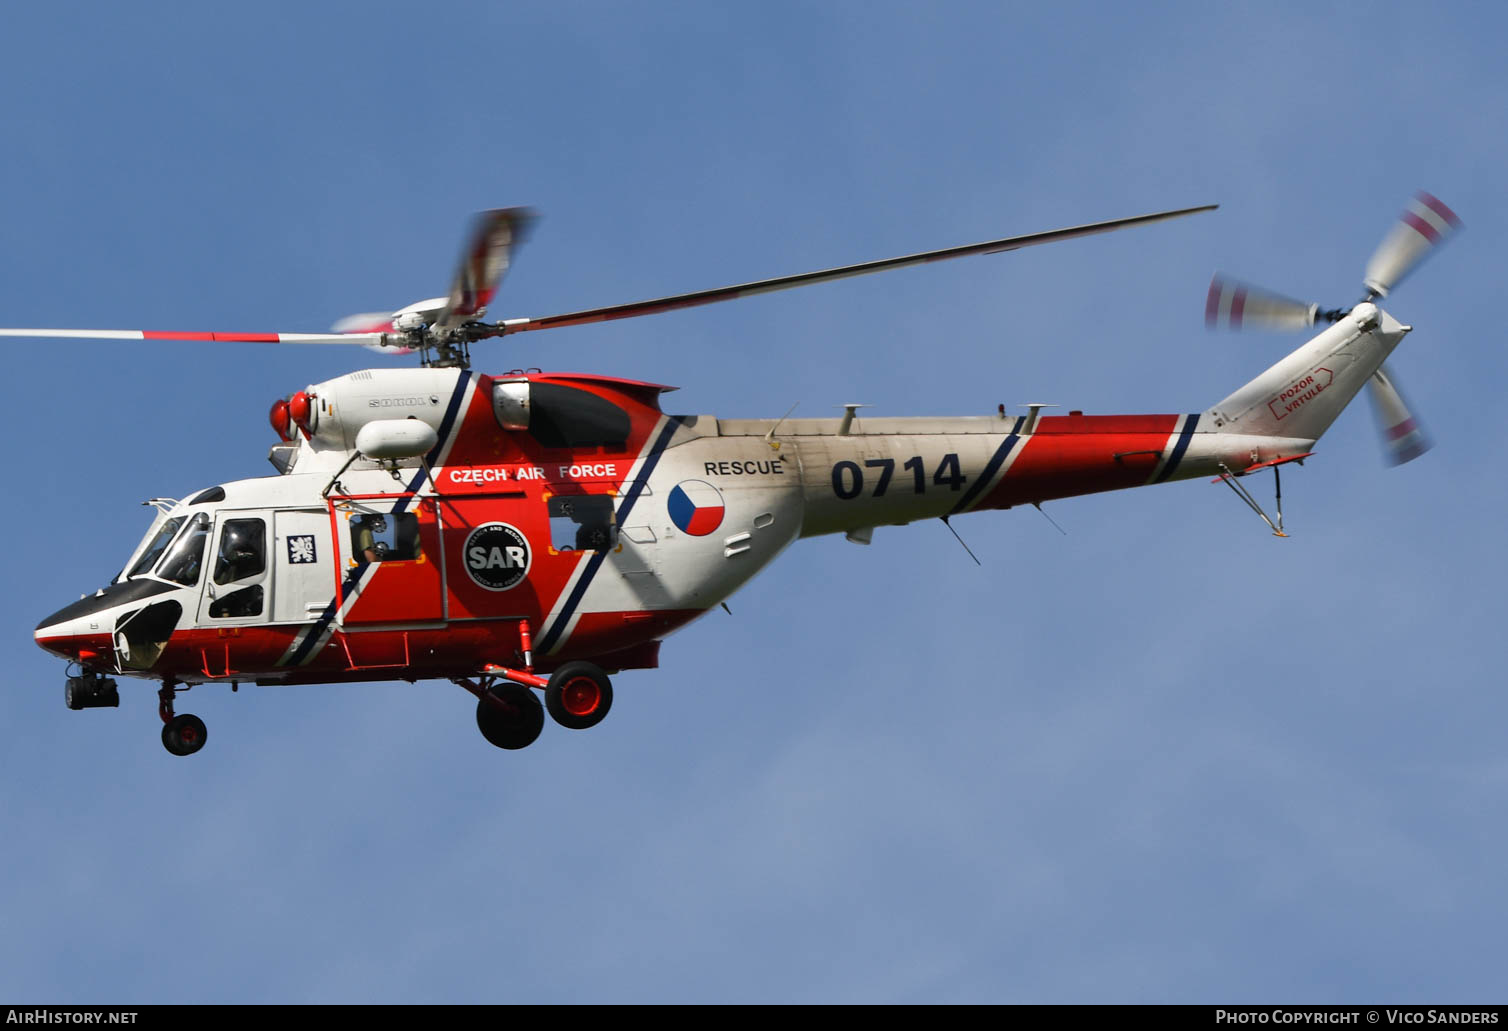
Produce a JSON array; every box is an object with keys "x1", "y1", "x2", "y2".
[
  {"x1": 1206, "y1": 191, "x2": 1460, "y2": 466},
  {"x1": 1367, "y1": 363, "x2": 1432, "y2": 467},
  {"x1": 1362, "y1": 192, "x2": 1462, "y2": 299}
]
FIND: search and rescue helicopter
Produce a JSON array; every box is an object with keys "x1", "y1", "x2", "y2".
[{"x1": 15, "y1": 193, "x2": 1459, "y2": 756}]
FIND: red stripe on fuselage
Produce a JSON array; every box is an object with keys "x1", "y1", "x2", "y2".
[
  {"x1": 975, "y1": 414, "x2": 1184, "y2": 510},
  {"x1": 128, "y1": 608, "x2": 706, "y2": 684}
]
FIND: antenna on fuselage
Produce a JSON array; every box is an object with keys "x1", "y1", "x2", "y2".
[
  {"x1": 939, "y1": 516, "x2": 982, "y2": 566},
  {"x1": 1033, "y1": 502, "x2": 1068, "y2": 536},
  {"x1": 764, "y1": 401, "x2": 800, "y2": 450}
]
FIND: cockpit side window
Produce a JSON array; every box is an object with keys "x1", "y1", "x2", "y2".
[
  {"x1": 127, "y1": 516, "x2": 185, "y2": 579},
  {"x1": 157, "y1": 513, "x2": 211, "y2": 587},
  {"x1": 214, "y1": 518, "x2": 266, "y2": 585}
]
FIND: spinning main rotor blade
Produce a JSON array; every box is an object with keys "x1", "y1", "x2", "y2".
[
  {"x1": 493, "y1": 204, "x2": 1217, "y2": 336},
  {"x1": 1362, "y1": 192, "x2": 1461, "y2": 299},
  {"x1": 1205, "y1": 275, "x2": 1320, "y2": 331},
  {"x1": 0, "y1": 327, "x2": 394, "y2": 347},
  {"x1": 1367, "y1": 363, "x2": 1431, "y2": 466},
  {"x1": 436, "y1": 207, "x2": 535, "y2": 331}
]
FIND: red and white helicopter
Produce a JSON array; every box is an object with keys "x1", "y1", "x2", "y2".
[{"x1": 16, "y1": 193, "x2": 1459, "y2": 756}]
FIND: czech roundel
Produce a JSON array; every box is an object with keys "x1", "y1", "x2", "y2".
[{"x1": 668, "y1": 480, "x2": 725, "y2": 536}]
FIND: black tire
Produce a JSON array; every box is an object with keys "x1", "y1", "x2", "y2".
[
  {"x1": 545, "y1": 662, "x2": 613, "y2": 731},
  {"x1": 65, "y1": 678, "x2": 83, "y2": 710},
  {"x1": 475, "y1": 682, "x2": 545, "y2": 750},
  {"x1": 162, "y1": 713, "x2": 208, "y2": 756}
]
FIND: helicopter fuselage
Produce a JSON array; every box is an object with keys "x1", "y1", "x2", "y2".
[{"x1": 34, "y1": 365, "x2": 1319, "y2": 688}]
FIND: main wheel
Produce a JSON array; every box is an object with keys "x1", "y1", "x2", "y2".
[
  {"x1": 545, "y1": 662, "x2": 613, "y2": 731},
  {"x1": 476, "y1": 682, "x2": 545, "y2": 750},
  {"x1": 162, "y1": 713, "x2": 208, "y2": 756}
]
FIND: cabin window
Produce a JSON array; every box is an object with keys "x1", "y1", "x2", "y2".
[
  {"x1": 158, "y1": 513, "x2": 212, "y2": 587},
  {"x1": 209, "y1": 585, "x2": 264, "y2": 619},
  {"x1": 214, "y1": 518, "x2": 266, "y2": 585},
  {"x1": 548, "y1": 494, "x2": 617, "y2": 553},
  {"x1": 350, "y1": 512, "x2": 421, "y2": 564}
]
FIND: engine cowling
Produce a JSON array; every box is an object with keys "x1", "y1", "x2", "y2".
[{"x1": 291, "y1": 368, "x2": 463, "y2": 452}]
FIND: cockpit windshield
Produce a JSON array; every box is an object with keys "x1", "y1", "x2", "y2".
[
  {"x1": 156, "y1": 513, "x2": 212, "y2": 587},
  {"x1": 125, "y1": 516, "x2": 186, "y2": 580}
]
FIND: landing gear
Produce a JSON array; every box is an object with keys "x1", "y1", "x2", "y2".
[
  {"x1": 545, "y1": 661, "x2": 613, "y2": 730},
  {"x1": 453, "y1": 657, "x2": 615, "y2": 749},
  {"x1": 162, "y1": 713, "x2": 208, "y2": 757},
  {"x1": 475, "y1": 682, "x2": 544, "y2": 750},
  {"x1": 158, "y1": 681, "x2": 207, "y2": 757}
]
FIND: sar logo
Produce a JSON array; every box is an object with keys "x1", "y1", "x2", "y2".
[
  {"x1": 668, "y1": 480, "x2": 725, "y2": 536},
  {"x1": 463, "y1": 522, "x2": 531, "y2": 591}
]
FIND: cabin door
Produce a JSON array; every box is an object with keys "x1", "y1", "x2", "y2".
[{"x1": 196, "y1": 509, "x2": 274, "y2": 628}]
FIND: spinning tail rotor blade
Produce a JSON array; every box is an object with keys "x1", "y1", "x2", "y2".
[
  {"x1": 436, "y1": 207, "x2": 535, "y2": 330},
  {"x1": 1205, "y1": 275, "x2": 1319, "y2": 331},
  {"x1": 495, "y1": 204, "x2": 1217, "y2": 336},
  {"x1": 1362, "y1": 192, "x2": 1461, "y2": 299},
  {"x1": 1367, "y1": 363, "x2": 1431, "y2": 466}
]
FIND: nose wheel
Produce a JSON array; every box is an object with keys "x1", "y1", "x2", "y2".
[
  {"x1": 158, "y1": 682, "x2": 207, "y2": 757},
  {"x1": 162, "y1": 713, "x2": 208, "y2": 756}
]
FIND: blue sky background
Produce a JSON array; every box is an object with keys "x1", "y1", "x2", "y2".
[{"x1": 2, "y1": 1, "x2": 1504, "y2": 1004}]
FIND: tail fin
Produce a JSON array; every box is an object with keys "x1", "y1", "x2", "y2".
[{"x1": 1204, "y1": 303, "x2": 1410, "y2": 442}]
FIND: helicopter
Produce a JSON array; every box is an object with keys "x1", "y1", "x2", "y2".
[{"x1": 16, "y1": 193, "x2": 1459, "y2": 756}]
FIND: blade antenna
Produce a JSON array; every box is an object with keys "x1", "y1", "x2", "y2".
[
  {"x1": 939, "y1": 516, "x2": 982, "y2": 566},
  {"x1": 1032, "y1": 502, "x2": 1068, "y2": 535}
]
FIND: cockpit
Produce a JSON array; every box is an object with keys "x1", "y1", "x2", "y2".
[
  {"x1": 35, "y1": 484, "x2": 272, "y2": 673},
  {"x1": 115, "y1": 499, "x2": 267, "y2": 599},
  {"x1": 119, "y1": 512, "x2": 211, "y2": 586}
]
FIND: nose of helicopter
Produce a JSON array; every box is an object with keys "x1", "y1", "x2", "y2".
[
  {"x1": 36, "y1": 579, "x2": 184, "y2": 666},
  {"x1": 35, "y1": 581, "x2": 156, "y2": 664},
  {"x1": 34, "y1": 602, "x2": 112, "y2": 664}
]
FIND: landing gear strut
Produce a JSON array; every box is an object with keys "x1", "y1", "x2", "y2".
[{"x1": 158, "y1": 681, "x2": 207, "y2": 757}]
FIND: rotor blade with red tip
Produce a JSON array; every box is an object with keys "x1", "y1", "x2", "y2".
[
  {"x1": 1362, "y1": 192, "x2": 1461, "y2": 299},
  {"x1": 1367, "y1": 363, "x2": 1431, "y2": 466},
  {"x1": 1205, "y1": 275, "x2": 1320, "y2": 331},
  {"x1": 495, "y1": 204, "x2": 1217, "y2": 336},
  {"x1": 436, "y1": 207, "x2": 535, "y2": 331},
  {"x1": 0, "y1": 327, "x2": 398, "y2": 347}
]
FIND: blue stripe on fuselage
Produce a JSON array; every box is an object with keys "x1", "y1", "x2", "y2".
[
  {"x1": 1152, "y1": 414, "x2": 1200, "y2": 484},
  {"x1": 535, "y1": 416, "x2": 683, "y2": 656}
]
